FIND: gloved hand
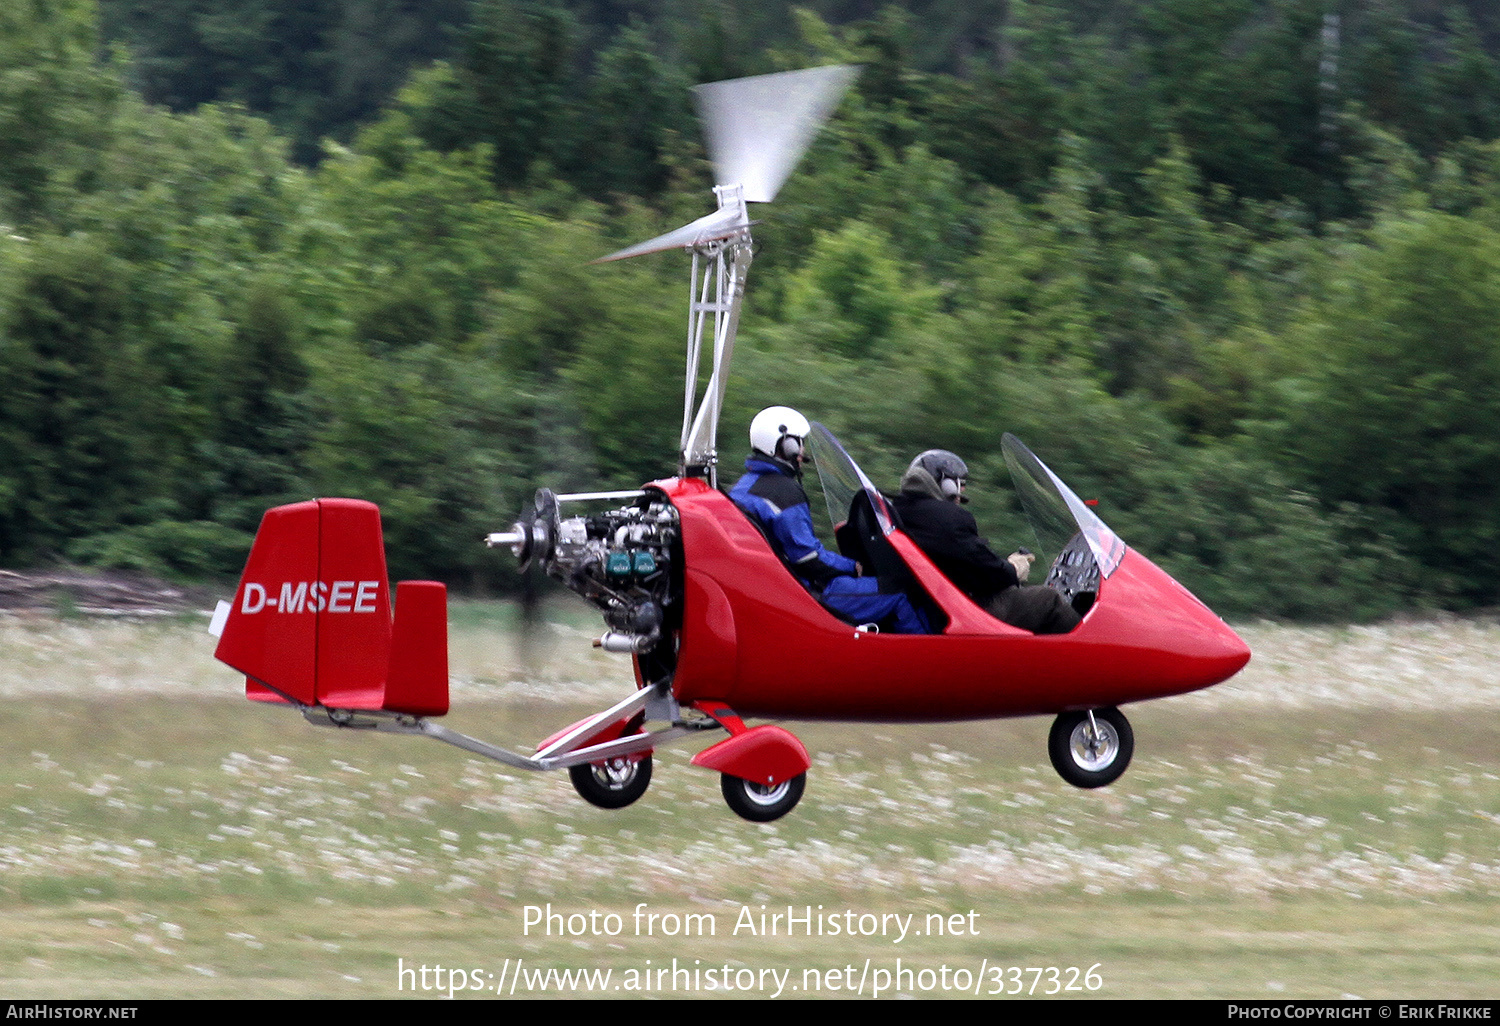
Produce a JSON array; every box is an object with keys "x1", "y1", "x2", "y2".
[{"x1": 1007, "y1": 550, "x2": 1034, "y2": 583}]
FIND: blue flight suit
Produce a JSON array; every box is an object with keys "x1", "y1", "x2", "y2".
[{"x1": 729, "y1": 456, "x2": 928, "y2": 634}]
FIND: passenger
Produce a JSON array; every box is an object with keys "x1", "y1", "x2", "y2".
[
  {"x1": 890, "y1": 450, "x2": 1081, "y2": 635},
  {"x1": 729, "y1": 407, "x2": 928, "y2": 634}
]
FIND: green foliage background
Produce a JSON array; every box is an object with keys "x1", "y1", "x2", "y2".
[{"x1": 6, "y1": 0, "x2": 1500, "y2": 619}]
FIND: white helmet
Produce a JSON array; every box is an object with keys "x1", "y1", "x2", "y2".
[{"x1": 750, "y1": 406, "x2": 811, "y2": 463}]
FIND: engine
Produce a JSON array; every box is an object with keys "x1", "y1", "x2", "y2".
[{"x1": 489, "y1": 489, "x2": 680, "y2": 657}]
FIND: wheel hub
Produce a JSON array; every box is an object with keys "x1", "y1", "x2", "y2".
[
  {"x1": 1069, "y1": 721, "x2": 1118, "y2": 771},
  {"x1": 744, "y1": 780, "x2": 790, "y2": 806},
  {"x1": 595, "y1": 759, "x2": 637, "y2": 789}
]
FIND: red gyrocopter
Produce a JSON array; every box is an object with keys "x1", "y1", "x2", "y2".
[{"x1": 211, "y1": 66, "x2": 1250, "y2": 822}]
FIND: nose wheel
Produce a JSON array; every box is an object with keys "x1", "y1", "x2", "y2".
[
  {"x1": 569, "y1": 755, "x2": 653, "y2": 809},
  {"x1": 721, "y1": 772, "x2": 806, "y2": 822},
  {"x1": 1049, "y1": 707, "x2": 1133, "y2": 788}
]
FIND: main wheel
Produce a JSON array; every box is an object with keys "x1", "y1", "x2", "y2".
[
  {"x1": 721, "y1": 772, "x2": 806, "y2": 822},
  {"x1": 569, "y1": 755, "x2": 652, "y2": 809},
  {"x1": 1049, "y1": 707, "x2": 1133, "y2": 788}
]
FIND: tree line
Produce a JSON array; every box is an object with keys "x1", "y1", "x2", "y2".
[{"x1": 4, "y1": 0, "x2": 1500, "y2": 621}]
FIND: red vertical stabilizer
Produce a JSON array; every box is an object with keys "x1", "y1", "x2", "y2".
[
  {"x1": 214, "y1": 498, "x2": 449, "y2": 716},
  {"x1": 384, "y1": 581, "x2": 450, "y2": 717}
]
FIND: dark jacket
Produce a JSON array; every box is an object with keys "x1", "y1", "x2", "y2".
[{"x1": 889, "y1": 465, "x2": 1018, "y2": 605}]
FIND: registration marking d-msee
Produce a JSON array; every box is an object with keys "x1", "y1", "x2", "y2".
[{"x1": 240, "y1": 581, "x2": 381, "y2": 614}]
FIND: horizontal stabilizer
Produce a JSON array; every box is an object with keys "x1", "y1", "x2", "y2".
[{"x1": 215, "y1": 498, "x2": 449, "y2": 716}]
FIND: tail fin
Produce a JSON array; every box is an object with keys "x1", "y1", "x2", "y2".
[
  {"x1": 384, "y1": 580, "x2": 449, "y2": 717},
  {"x1": 213, "y1": 498, "x2": 449, "y2": 716}
]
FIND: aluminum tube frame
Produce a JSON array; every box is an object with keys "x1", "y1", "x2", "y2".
[
  {"x1": 296, "y1": 685, "x2": 717, "y2": 772},
  {"x1": 680, "y1": 184, "x2": 753, "y2": 485},
  {"x1": 681, "y1": 240, "x2": 752, "y2": 483}
]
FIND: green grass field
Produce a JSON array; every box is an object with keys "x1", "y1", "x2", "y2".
[{"x1": 1, "y1": 610, "x2": 1498, "y2": 998}]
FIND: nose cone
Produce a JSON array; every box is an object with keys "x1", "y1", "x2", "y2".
[
  {"x1": 1093, "y1": 548, "x2": 1251, "y2": 697},
  {"x1": 1187, "y1": 603, "x2": 1253, "y2": 686}
]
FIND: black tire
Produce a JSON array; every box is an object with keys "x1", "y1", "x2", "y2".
[
  {"x1": 720, "y1": 772, "x2": 806, "y2": 822},
  {"x1": 569, "y1": 755, "x2": 652, "y2": 809},
  {"x1": 1048, "y1": 707, "x2": 1133, "y2": 788}
]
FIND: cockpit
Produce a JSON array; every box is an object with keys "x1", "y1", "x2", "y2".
[{"x1": 806, "y1": 425, "x2": 1117, "y2": 631}]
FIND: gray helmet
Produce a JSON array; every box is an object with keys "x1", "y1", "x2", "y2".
[{"x1": 911, "y1": 449, "x2": 968, "y2": 501}]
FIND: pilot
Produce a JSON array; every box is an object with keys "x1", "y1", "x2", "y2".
[
  {"x1": 730, "y1": 407, "x2": 928, "y2": 634},
  {"x1": 890, "y1": 449, "x2": 1080, "y2": 635}
]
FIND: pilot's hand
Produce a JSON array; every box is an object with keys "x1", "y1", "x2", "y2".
[{"x1": 1007, "y1": 550, "x2": 1034, "y2": 583}]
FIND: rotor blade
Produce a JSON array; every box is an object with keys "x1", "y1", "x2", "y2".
[
  {"x1": 693, "y1": 64, "x2": 859, "y2": 203},
  {"x1": 590, "y1": 204, "x2": 748, "y2": 264}
]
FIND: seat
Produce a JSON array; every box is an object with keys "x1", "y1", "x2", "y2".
[{"x1": 835, "y1": 490, "x2": 948, "y2": 633}]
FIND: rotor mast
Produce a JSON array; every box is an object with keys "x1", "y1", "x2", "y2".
[
  {"x1": 680, "y1": 185, "x2": 753, "y2": 484},
  {"x1": 592, "y1": 64, "x2": 858, "y2": 486}
]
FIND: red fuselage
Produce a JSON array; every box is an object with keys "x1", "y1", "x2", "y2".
[{"x1": 659, "y1": 477, "x2": 1251, "y2": 721}]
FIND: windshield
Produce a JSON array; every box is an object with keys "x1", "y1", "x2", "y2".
[
  {"x1": 804, "y1": 423, "x2": 1121, "y2": 589},
  {"x1": 806, "y1": 422, "x2": 893, "y2": 534},
  {"x1": 1001, "y1": 433, "x2": 1123, "y2": 578}
]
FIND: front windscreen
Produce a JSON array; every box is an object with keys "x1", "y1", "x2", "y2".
[
  {"x1": 806, "y1": 423, "x2": 893, "y2": 535},
  {"x1": 1001, "y1": 433, "x2": 1124, "y2": 578}
]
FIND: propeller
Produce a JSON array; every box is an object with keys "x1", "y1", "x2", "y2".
[
  {"x1": 494, "y1": 68, "x2": 859, "y2": 676},
  {"x1": 593, "y1": 64, "x2": 858, "y2": 265},
  {"x1": 500, "y1": 489, "x2": 559, "y2": 676},
  {"x1": 694, "y1": 63, "x2": 859, "y2": 203},
  {"x1": 584, "y1": 65, "x2": 857, "y2": 479}
]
